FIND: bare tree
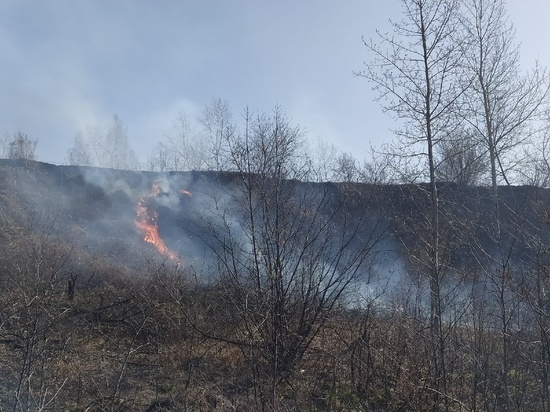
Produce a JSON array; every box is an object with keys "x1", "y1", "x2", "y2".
[
  {"x1": 67, "y1": 132, "x2": 92, "y2": 166},
  {"x1": 305, "y1": 138, "x2": 338, "y2": 183},
  {"x1": 332, "y1": 151, "x2": 360, "y2": 182},
  {"x1": 460, "y1": 0, "x2": 550, "y2": 191},
  {"x1": 189, "y1": 107, "x2": 381, "y2": 408},
  {"x1": 147, "y1": 98, "x2": 235, "y2": 172},
  {"x1": 146, "y1": 142, "x2": 171, "y2": 172},
  {"x1": 198, "y1": 97, "x2": 235, "y2": 171},
  {"x1": 436, "y1": 130, "x2": 487, "y2": 185},
  {"x1": 519, "y1": 114, "x2": 550, "y2": 187},
  {"x1": 519, "y1": 213, "x2": 550, "y2": 410},
  {"x1": 356, "y1": 0, "x2": 467, "y2": 408},
  {"x1": 101, "y1": 115, "x2": 139, "y2": 170},
  {"x1": 0, "y1": 220, "x2": 72, "y2": 412},
  {"x1": 161, "y1": 112, "x2": 207, "y2": 171},
  {"x1": 357, "y1": 147, "x2": 395, "y2": 184},
  {"x1": 0, "y1": 133, "x2": 11, "y2": 158},
  {"x1": 8, "y1": 132, "x2": 37, "y2": 161},
  {"x1": 67, "y1": 115, "x2": 139, "y2": 170}
]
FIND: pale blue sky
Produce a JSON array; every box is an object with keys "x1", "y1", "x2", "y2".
[{"x1": 1, "y1": 1, "x2": 548, "y2": 166}]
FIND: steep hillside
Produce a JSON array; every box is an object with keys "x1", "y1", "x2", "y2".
[
  {"x1": 0, "y1": 160, "x2": 224, "y2": 271},
  {"x1": 1, "y1": 159, "x2": 549, "y2": 281}
]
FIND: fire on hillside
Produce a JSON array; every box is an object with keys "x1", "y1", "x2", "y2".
[{"x1": 135, "y1": 181, "x2": 191, "y2": 261}]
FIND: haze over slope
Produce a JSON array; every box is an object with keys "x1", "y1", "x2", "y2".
[{"x1": 2, "y1": 159, "x2": 548, "y2": 286}]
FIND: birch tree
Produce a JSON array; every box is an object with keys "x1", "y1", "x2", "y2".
[
  {"x1": 357, "y1": 0, "x2": 467, "y2": 408},
  {"x1": 461, "y1": 0, "x2": 550, "y2": 191}
]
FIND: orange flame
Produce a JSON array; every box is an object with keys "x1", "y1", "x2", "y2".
[{"x1": 135, "y1": 181, "x2": 178, "y2": 260}]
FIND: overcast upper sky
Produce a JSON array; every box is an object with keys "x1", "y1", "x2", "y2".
[{"x1": 1, "y1": 1, "x2": 549, "y2": 166}]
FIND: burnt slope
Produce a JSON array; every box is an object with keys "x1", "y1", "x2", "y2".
[{"x1": 0, "y1": 160, "x2": 549, "y2": 280}]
